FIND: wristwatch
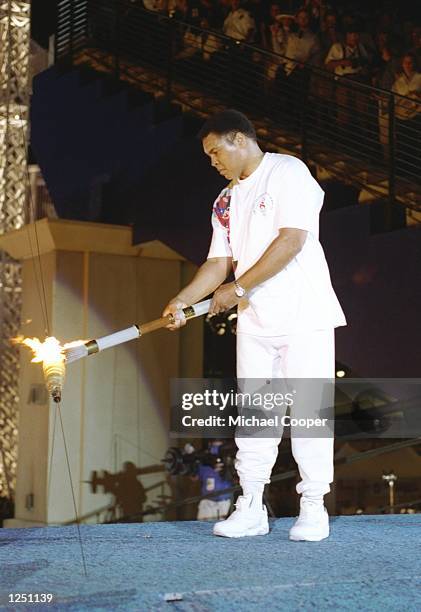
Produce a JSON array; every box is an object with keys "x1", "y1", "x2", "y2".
[{"x1": 234, "y1": 280, "x2": 247, "y2": 298}]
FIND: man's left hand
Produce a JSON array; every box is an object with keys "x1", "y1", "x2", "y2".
[{"x1": 210, "y1": 282, "x2": 240, "y2": 314}]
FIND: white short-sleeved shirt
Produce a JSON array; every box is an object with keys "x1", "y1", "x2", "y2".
[
  {"x1": 223, "y1": 9, "x2": 255, "y2": 41},
  {"x1": 392, "y1": 72, "x2": 421, "y2": 97},
  {"x1": 283, "y1": 31, "x2": 320, "y2": 75},
  {"x1": 325, "y1": 42, "x2": 369, "y2": 76},
  {"x1": 207, "y1": 153, "x2": 347, "y2": 336}
]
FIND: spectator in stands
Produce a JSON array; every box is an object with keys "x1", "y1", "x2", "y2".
[
  {"x1": 282, "y1": 8, "x2": 320, "y2": 76},
  {"x1": 196, "y1": 0, "x2": 230, "y2": 29},
  {"x1": 372, "y1": 36, "x2": 400, "y2": 89},
  {"x1": 274, "y1": 8, "x2": 320, "y2": 126},
  {"x1": 310, "y1": 10, "x2": 342, "y2": 136},
  {"x1": 319, "y1": 10, "x2": 343, "y2": 62},
  {"x1": 325, "y1": 25, "x2": 371, "y2": 133},
  {"x1": 375, "y1": 8, "x2": 401, "y2": 44},
  {"x1": 408, "y1": 26, "x2": 421, "y2": 70},
  {"x1": 201, "y1": 0, "x2": 229, "y2": 62},
  {"x1": 243, "y1": 0, "x2": 266, "y2": 46},
  {"x1": 372, "y1": 28, "x2": 403, "y2": 68},
  {"x1": 373, "y1": 30, "x2": 391, "y2": 58},
  {"x1": 393, "y1": 52, "x2": 421, "y2": 101},
  {"x1": 172, "y1": 0, "x2": 190, "y2": 24},
  {"x1": 261, "y1": 2, "x2": 280, "y2": 50},
  {"x1": 261, "y1": 4, "x2": 294, "y2": 84},
  {"x1": 392, "y1": 52, "x2": 421, "y2": 178},
  {"x1": 341, "y1": 13, "x2": 375, "y2": 57},
  {"x1": 142, "y1": 0, "x2": 166, "y2": 12},
  {"x1": 261, "y1": 4, "x2": 292, "y2": 55},
  {"x1": 172, "y1": 0, "x2": 203, "y2": 60},
  {"x1": 304, "y1": 0, "x2": 323, "y2": 33},
  {"x1": 223, "y1": 0, "x2": 256, "y2": 43},
  {"x1": 372, "y1": 45, "x2": 399, "y2": 158},
  {"x1": 198, "y1": 0, "x2": 225, "y2": 29},
  {"x1": 219, "y1": 0, "x2": 258, "y2": 109}
]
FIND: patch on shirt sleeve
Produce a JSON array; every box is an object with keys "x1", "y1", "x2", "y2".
[{"x1": 213, "y1": 186, "x2": 232, "y2": 243}]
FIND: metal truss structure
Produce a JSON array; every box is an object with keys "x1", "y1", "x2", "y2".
[{"x1": 0, "y1": 1, "x2": 31, "y2": 498}]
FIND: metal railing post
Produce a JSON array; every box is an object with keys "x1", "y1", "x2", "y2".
[{"x1": 387, "y1": 93, "x2": 396, "y2": 231}]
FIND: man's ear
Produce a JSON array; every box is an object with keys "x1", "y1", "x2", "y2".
[{"x1": 234, "y1": 132, "x2": 246, "y2": 147}]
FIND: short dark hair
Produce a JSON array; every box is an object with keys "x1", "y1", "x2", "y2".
[
  {"x1": 197, "y1": 109, "x2": 257, "y2": 141},
  {"x1": 345, "y1": 25, "x2": 360, "y2": 35},
  {"x1": 401, "y1": 51, "x2": 418, "y2": 69}
]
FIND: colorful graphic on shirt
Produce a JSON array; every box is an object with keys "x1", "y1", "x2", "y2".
[
  {"x1": 213, "y1": 186, "x2": 232, "y2": 244},
  {"x1": 253, "y1": 193, "x2": 274, "y2": 215}
]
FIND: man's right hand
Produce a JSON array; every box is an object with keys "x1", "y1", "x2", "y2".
[{"x1": 162, "y1": 299, "x2": 188, "y2": 331}]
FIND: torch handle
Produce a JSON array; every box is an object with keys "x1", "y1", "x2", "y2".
[
  {"x1": 138, "y1": 315, "x2": 173, "y2": 335},
  {"x1": 67, "y1": 299, "x2": 213, "y2": 362},
  {"x1": 138, "y1": 299, "x2": 212, "y2": 336}
]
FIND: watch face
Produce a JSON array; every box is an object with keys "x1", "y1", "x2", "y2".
[{"x1": 235, "y1": 285, "x2": 245, "y2": 297}]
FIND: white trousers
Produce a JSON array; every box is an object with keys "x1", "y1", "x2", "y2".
[{"x1": 235, "y1": 329, "x2": 335, "y2": 498}]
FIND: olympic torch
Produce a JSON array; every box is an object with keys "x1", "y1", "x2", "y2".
[
  {"x1": 15, "y1": 299, "x2": 212, "y2": 402},
  {"x1": 64, "y1": 299, "x2": 212, "y2": 365}
]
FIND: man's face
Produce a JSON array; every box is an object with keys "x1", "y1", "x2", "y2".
[
  {"x1": 231, "y1": 0, "x2": 240, "y2": 11},
  {"x1": 202, "y1": 132, "x2": 244, "y2": 180},
  {"x1": 411, "y1": 29, "x2": 421, "y2": 49},
  {"x1": 296, "y1": 10, "x2": 309, "y2": 30},
  {"x1": 402, "y1": 55, "x2": 415, "y2": 73},
  {"x1": 326, "y1": 14, "x2": 336, "y2": 29},
  {"x1": 269, "y1": 3, "x2": 280, "y2": 20},
  {"x1": 382, "y1": 47, "x2": 392, "y2": 62},
  {"x1": 346, "y1": 32, "x2": 359, "y2": 47}
]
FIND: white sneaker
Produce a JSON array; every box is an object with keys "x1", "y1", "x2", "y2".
[
  {"x1": 289, "y1": 497, "x2": 329, "y2": 542},
  {"x1": 213, "y1": 494, "x2": 269, "y2": 538}
]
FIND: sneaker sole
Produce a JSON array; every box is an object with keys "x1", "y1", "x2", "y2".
[
  {"x1": 289, "y1": 531, "x2": 329, "y2": 542},
  {"x1": 213, "y1": 526, "x2": 269, "y2": 538}
]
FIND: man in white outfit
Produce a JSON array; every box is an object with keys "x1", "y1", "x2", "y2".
[{"x1": 163, "y1": 109, "x2": 346, "y2": 541}]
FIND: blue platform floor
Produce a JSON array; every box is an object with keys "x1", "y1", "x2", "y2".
[{"x1": 1, "y1": 515, "x2": 420, "y2": 611}]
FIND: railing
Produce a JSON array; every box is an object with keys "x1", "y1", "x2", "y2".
[{"x1": 55, "y1": 1, "x2": 421, "y2": 223}]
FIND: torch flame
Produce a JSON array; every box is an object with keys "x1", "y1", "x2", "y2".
[
  {"x1": 13, "y1": 336, "x2": 86, "y2": 402},
  {"x1": 19, "y1": 336, "x2": 64, "y2": 363},
  {"x1": 13, "y1": 336, "x2": 85, "y2": 362}
]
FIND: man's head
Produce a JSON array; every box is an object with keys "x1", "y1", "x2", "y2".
[
  {"x1": 345, "y1": 28, "x2": 360, "y2": 48},
  {"x1": 401, "y1": 52, "x2": 416, "y2": 75},
  {"x1": 269, "y1": 2, "x2": 281, "y2": 21},
  {"x1": 295, "y1": 9, "x2": 310, "y2": 31},
  {"x1": 411, "y1": 27, "x2": 421, "y2": 49},
  {"x1": 198, "y1": 110, "x2": 258, "y2": 180},
  {"x1": 324, "y1": 11, "x2": 337, "y2": 29},
  {"x1": 381, "y1": 45, "x2": 392, "y2": 62},
  {"x1": 175, "y1": 0, "x2": 188, "y2": 12}
]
